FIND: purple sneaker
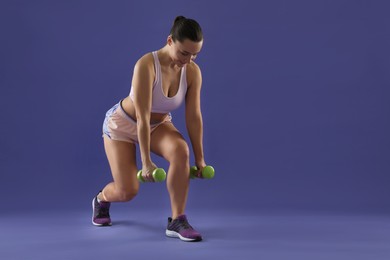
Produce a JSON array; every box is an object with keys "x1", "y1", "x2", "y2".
[
  {"x1": 92, "y1": 195, "x2": 112, "y2": 226},
  {"x1": 166, "y1": 214, "x2": 202, "y2": 242}
]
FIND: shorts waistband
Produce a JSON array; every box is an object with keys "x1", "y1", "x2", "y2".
[
  {"x1": 117, "y1": 100, "x2": 137, "y2": 124},
  {"x1": 117, "y1": 99, "x2": 170, "y2": 126}
]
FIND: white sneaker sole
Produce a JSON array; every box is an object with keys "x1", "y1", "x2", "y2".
[{"x1": 165, "y1": 230, "x2": 201, "y2": 242}]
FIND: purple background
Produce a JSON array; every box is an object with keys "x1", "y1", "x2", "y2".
[{"x1": 1, "y1": 0, "x2": 389, "y2": 215}]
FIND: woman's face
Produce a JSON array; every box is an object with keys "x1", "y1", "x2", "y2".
[{"x1": 169, "y1": 37, "x2": 203, "y2": 67}]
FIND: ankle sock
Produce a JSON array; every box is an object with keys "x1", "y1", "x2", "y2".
[{"x1": 97, "y1": 192, "x2": 103, "y2": 203}]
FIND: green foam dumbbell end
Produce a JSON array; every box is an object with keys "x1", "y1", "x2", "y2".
[
  {"x1": 137, "y1": 170, "x2": 145, "y2": 182},
  {"x1": 153, "y1": 168, "x2": 166, "y2": 182},
  {"x1": 202, "y1": 166, "x2": 215, "y2": 179},
  {"x1": 190, "y1": 166, "x2": 198, "y2": 179}
]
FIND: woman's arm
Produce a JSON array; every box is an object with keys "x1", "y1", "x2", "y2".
[
  {"x1": 132, "y1": 55, "x2": 156, "y2": 179},
  {"x1": 185, "y1": 63, "x2": 206, "y2": 167}
]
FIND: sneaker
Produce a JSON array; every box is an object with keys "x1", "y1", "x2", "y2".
[
  {"x1": 166, "y1": 214, "x2": 202, "y2": 242},
  {"x1": 92, "y1": 194, "x2": 112, "y2": 226}
]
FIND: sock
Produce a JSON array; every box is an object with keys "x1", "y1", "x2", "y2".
[
  {"x1": 97, "y1": 192, "x2": 103, "y2": 203},
  {"x1": 97, "y1": 191, "x2": 110, "y2": 203}
]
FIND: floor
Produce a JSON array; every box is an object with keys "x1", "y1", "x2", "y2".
[{"x1": 1, "y1": 207, "x2": 389, "y2": 260}]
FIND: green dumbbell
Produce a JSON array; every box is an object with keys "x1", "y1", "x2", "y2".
[
  {"x1": 137, "y1": 168, "x2": 167, "y2": 183},
  {"x1": 190, "y1": 165, "x2": 215, "y2": 179}
]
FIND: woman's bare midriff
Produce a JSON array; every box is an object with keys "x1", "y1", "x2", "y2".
[{"x1": 121, "y1": 96, "x2": 169, "y2": 124}]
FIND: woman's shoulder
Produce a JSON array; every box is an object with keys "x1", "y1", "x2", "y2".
[
  {"x1": 134, "y1": 52, "x2": 155, "y2": 71},
  {"x1": 187, "y1": 61, "x2": 201, "y2": 73},
  {"x1": 186, "y1": 61, "x2": 202, "y2": 86},
  {"x1": 136, "y1": 52, "x2": 154, "y2": 65},
  {"x1": 186, "y1": 61, "x2": 201, "y2": 78},
  {"x1": 185, "y1": 62, "x2": 201, "y2": 89}
]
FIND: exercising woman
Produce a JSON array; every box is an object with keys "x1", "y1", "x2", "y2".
[{"x1": 92, "y1": 16, "x2": 207, "y2": 242}]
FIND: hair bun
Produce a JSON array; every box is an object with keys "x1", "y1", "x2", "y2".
[
  {"x1": 174, "y1": 16, "x2": 186, "y2": 24},
  {"x1": 169, "y1": 16, "x2": 203, "y2": 42}
]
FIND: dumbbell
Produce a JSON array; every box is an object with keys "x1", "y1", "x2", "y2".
[
  {"x1": 137, "y1": 168, "x2": 166, "y2": 183},
  {"x1": 190, "y1": 165, "x2": 215, "y2": 179}
]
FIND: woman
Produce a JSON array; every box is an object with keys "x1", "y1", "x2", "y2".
[{"x1": 92, "y1": 16, "x2": 207, "y2": 242}]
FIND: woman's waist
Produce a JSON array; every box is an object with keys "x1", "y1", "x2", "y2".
[{"x1": 120, "y1": 98, "x2": 170, "y2": 124}]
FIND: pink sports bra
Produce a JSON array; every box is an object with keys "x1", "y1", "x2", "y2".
[{"x1": 129, "y1": 51, "x2": 187, "y2": 114}]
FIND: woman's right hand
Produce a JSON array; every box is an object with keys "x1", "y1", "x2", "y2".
[{"x1": 141, "y1": 161, "x2": 158, "y2": 182}]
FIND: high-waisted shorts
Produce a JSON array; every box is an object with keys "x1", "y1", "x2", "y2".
[{"x1": 102, "y1": 100, "x2": 172, "y2": 144}]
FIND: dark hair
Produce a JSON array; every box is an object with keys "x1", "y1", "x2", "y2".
[{"x1": 170, "y1": 16, "x2": 203, "y2": 43}]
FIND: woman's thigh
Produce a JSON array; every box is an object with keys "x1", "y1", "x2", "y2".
[
  {"x1": 103, "y1": 136, "x2": 138, "y2": 192},
  {"x1": 150, "y1": 123, "x2": 189, "y2": 163}
]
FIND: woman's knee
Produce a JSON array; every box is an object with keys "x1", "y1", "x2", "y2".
[
  {"x1": 116, "y1": 185, "x2": 139, "y2": 202},
  {"x1": 168, "y1": 141, "x2": 190, "y2": 163}
]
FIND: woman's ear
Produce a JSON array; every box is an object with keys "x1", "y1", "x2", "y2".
[{"x1": 167, "y1": 35, "x2": 173, "y2": 46}]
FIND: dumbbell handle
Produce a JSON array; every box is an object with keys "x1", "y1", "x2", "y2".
[
  {"x1": 190, "y1": 165, "x2": 215, "y2": 179},
  {"x1": 137, "y1": 168, "x2": 166, "y2": 183}
]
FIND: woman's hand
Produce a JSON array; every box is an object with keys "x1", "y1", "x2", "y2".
[
  {"x1": 142, "y1": 161, "x2": 158, "y2": 182},
  {"x1": 194, "y1": 160, "x2": 207, "y2": 178}
]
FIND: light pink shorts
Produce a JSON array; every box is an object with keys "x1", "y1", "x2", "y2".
[{"x1": 102, "y1": 100, "x2": 172, "y2": 144}]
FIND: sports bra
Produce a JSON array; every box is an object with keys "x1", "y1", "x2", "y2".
[{"x1": 129, "y1": 51, "x2": 187, "y2": 114}]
